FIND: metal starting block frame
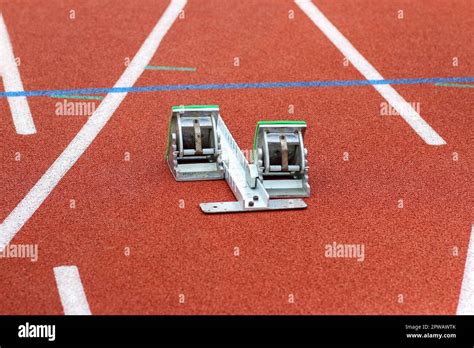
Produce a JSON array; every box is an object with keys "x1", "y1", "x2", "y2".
[
  {"x1": 166, "y1": 105, "x2": 224, "y2": 181},
  {"x1": 166, "y1": 105, "x2": 310, "y2": 214}
]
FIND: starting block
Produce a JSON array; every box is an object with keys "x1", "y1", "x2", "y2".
[
  {"x1": 253, "y1": 121, "x2": 310, "y2": 198},
  {"x1": 166, "y1": 105, "x2": 224, "y2": 181},
  {"x1": 166, "y1": 105, "x2": 310, "y2": 213}
]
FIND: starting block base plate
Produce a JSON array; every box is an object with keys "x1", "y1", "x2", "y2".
[{"x1": 200, "y1": 199, "x2": 307, "y2": 214}]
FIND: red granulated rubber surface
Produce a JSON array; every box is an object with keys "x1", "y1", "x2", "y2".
[{"x1": 0, "y1": 0, "x2": 472, "y2": 314}]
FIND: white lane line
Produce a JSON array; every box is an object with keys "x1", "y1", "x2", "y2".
[
  {"x1": 0, "y1": 13, "x2": 36, "y2": 135},
  {"x1": 0, "y1": 0, "x2": 187, "y2": 249},
  {"x1": 54, "y1": 266, "x2": 92, "y2": 315},
  {"x1": 457, "y1": 225, "x2": 474, "y2": 315},
  {"x1": 294, "y1": 0, "x2": 446, "y2": 146}
]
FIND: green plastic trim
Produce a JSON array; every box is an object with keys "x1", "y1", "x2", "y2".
[
  {"x1": 171, "y1": 104, "x2": 219, "y2": 111},
  {"x1": 166, "y1": 108, "x2": 174, "y2": 161},
  {"x1": 252, "y1": 121, "x2": 307, "y2": 160}
]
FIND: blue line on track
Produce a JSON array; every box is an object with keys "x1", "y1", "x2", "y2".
[{"x1": 1, "y1": 77, "x2": 473, "y2": 98}]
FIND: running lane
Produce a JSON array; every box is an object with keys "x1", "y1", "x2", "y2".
[{"x1": 0, "y1": 0, "x2": 170, "y2": 314}]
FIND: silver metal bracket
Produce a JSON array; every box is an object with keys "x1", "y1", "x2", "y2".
[
  {"x1": 166, "y1": 105, "x2": 224, "y2": 181},
  {"x1": 254, "y1": 121, "x2": 310, "y2": 198}
]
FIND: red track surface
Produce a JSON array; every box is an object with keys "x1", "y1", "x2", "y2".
[{"x1": 0, "y1": 0, "x2": 472, "y2": 314}]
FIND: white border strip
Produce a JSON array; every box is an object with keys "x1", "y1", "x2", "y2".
[
  {"x1": 54, "y1": 265, "x2": 91, "y2": 315},
  {"x1": 0, "y1": 0, "x2": 187, "y2": 249},
  {"x1": 295, "y1": 0, "x2": 446, "y2": 146},
  {"x1": 0, "y1": 13, "x2": 36, "y2": 135},
  {"x1": 457, "y1": 225, "x2": 474, "y2": 315}
]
